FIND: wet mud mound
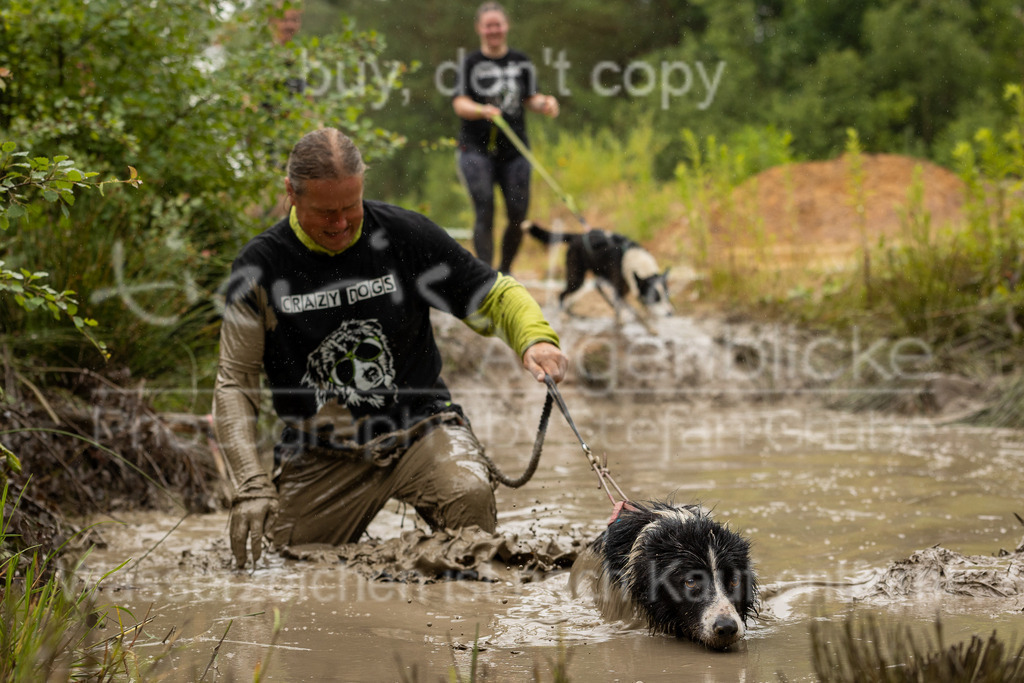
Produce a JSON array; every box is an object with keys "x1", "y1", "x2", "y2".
[
  {"x1": 862, "y1": 531, "x2": 1024, "y2": 602},
  {"x1": 281, "y1": 524, "x2": 588, "y2": 583}
]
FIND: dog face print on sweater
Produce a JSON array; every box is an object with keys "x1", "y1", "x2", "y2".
[{"x1": 300, "y1": 318, "x2": 397, "y2": 410}]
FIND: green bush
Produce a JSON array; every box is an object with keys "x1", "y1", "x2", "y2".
[
  {"x1": 0, "y1": 143, "x2": 142, "y2": 360},
  {"x1": 873, "y1": 85, "x2": 1024, "y2": 347},
  {"x1": 0, "y1": 0, "x2": 405, "y2": 383}
]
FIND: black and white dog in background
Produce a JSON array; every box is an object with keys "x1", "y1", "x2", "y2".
[
  {"x1": 526, "y1": 221, "x2": 673, "y2": 321},
  {"x1": 569, "y1": 501, "x2": 757, "y2": 650}
]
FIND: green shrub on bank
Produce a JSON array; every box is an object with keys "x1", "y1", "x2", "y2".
[
  {"x1": 667, "y1": 85, "x2": 1024, "y2": 361},
  {"x1": 0, "y1": 144, "x2": 142, "y2": 361},
  {"x1": 867, "y1": 85, "x2": 1024, "y2": 351},
  {"x1": 0, "y1": 0, "x2": 405, "y2": 391}
]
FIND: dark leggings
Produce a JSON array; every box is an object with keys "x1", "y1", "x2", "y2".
[{"x1": 457, "y1": 149, "x2": 531, "y2": 273}]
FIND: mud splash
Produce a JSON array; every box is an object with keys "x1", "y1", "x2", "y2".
[{"x1": 863, "y1": 533, "x2": 1024, "y2": 602}]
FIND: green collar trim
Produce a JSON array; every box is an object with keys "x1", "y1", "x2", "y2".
[{"x1": 289, "y1": 206, "x2": 362, "y2": 256}]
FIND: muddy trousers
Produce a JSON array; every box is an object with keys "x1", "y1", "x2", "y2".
[
  {"x1": 270, "y1": 421, "x2": 497, "y2": 547},
  {"x1": 456, "y1": 149, "x2": 531, "y2": 273}
]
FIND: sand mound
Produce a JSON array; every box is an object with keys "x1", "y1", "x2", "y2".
[
  {"x1": 734, "y1": 153, "x2": 965, "y2": 245},
  {"x1": 649, "y1": 153, "x2": 966, "y2": 265}
]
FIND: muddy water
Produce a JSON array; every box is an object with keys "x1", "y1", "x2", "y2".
[{"x1": 81, "y1": 316, "x2": 1024, "y2": 682}]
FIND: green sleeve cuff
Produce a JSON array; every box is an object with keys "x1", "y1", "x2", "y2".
[{"x1": 463, "y1": 274, "x2": 560, "y2": 357}]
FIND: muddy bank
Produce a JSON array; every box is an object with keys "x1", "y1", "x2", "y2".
[
  {"x1": 436, "y1": 303, "x2": 988, "y2": 418},
  {"x1": 1, "y1": 368, "x2": 217, "y2": 514}
]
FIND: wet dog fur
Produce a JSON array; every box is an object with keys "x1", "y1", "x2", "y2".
[
  {"x1": 526, "y1": 221, "x2": 672, "y2": 320},
  {"x1": 570, "y1": 501, "x2": 757, "y2": 650}
]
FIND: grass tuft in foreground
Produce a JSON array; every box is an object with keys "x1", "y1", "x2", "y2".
[
  {"x1": 805, "y1": 615, "x2": 1024, "y2": 683},
  {"x1": 0, "y1": 482, "x2": 166, "y2": 681}
]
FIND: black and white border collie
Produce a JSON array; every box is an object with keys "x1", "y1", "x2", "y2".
[
  {"x1": 570, "y1": 501, "x2": 757, "y2": 650},
  {"x1": 526, "y1": 222, "x2": 673, "y2": 320}
]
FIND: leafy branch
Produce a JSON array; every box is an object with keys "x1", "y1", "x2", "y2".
[
  {"x1": 0, "y1": 259, "x2": 108, "y2": 358},
  {"x1": 0, "y1": 141, "x2": 142, "y2": 359},
  {"x1": 0, "y1": 141, "x2": 141, "y2": 227}
]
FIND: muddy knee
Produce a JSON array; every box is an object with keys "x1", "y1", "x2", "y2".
[
  {"x1": 424, "y1": 461, "x2": 496, "y2": 533},
  {"x1": 395, "y1": 422, "x2": 498, "y2": 533}
]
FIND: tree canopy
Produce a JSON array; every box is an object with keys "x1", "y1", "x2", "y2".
[{"x1": 0, "y1": 0, "x2": 404, "y2": 372}]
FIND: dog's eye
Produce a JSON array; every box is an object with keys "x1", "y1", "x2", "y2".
[{"x1": 729, "y1": 577, "x2": 740, "y2": 588}]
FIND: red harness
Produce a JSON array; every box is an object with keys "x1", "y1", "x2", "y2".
[{"x1": 607, "y1": 500, "x2": 640, "y2": 525}]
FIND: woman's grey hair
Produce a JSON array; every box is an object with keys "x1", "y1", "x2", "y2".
[
  {"x1": 286, "y1": 128, "x2": 367, "y2": 196},
  {"x1": 475, "y1": 1, "x2": 507, "y2": 24}
]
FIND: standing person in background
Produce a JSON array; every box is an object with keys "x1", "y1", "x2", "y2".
[
  {"x1": 270, "y1": 1, "x2": 303, "y2": 48},
  {"x1": 452, "y1": 1, "x2": 559, "y2": 275},
  {"x1": 269, "y1": 1, "x2": 306, "y2": 96}
]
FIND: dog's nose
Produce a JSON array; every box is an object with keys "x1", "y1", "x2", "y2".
[{"x1": 713, "y1": 615, "x2": 739, "y2": 638}]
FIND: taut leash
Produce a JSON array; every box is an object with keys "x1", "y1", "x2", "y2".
[
  {"x1": 481, "y1": 375, "x2": 629, "y2": 508},
  {"x1": 542, "y1": 375, "x2": 629, "y2": 506},
  {"x1": 491, "y1": 114, "x2": 591, "y2": 231}
]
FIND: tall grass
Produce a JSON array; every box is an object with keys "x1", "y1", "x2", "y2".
[
  {"x1": 398, "y1": 117, "x2": 682, "y2": 244},
  {"x1": 528, "y1": 118, "x2": 678, "y2": 242},
  {"x1": 0, "y1": 483, "x2": 162, "y2": 681},
  {"x1": 845, "y1": 129, "x2": 873, "y2": 306},
  {"x1": 674, "y1": 125, "x2": 795, "y2": 304},
  {"x1": 808, "y1": 615, "x2": 1024, "y2": 683},
  {"x1": 872, "y1": 84, "x2": 1024, "y2": 350},
  {"x1": 875, "y1": 166, "x2": 975, "y2": 341}
]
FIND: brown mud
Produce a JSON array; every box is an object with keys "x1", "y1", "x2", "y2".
[
  {"x1": 864, "y1": 532, "x2": 1024, "y2": 602},
  {"x1": 646, "y1": 152, "x2": 966, "y2": 268},
  {"x1": 281, "y1": 523, "x2": 586, "y2": 583},
  {"x1": 7, "y1": 154, "x2": 1023, "y2": 680},
  {"x1": 68, "y1": 310, "x2": 1024, "y2": 681}
]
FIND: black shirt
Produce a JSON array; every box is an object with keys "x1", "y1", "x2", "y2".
[
  {"x1": 456, "y1": 48, "x2": 538, "y2": 161},
  {"x1": 225, "y1": 200, "x2": 498, "y2": 441}
]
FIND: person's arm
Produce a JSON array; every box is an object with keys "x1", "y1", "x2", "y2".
[
  {"x1": 212, "y1": 296, "x2": 278, "y2": 568},
  {"x1": 526, "y1": 93, "x2": 559, "y2": 118},
  {"x1": 462, "y1": 274, "x2": 568, "y2": 382},
  {"x1": 453, "y1": 94, "x2": 501, "y2": 121}
]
